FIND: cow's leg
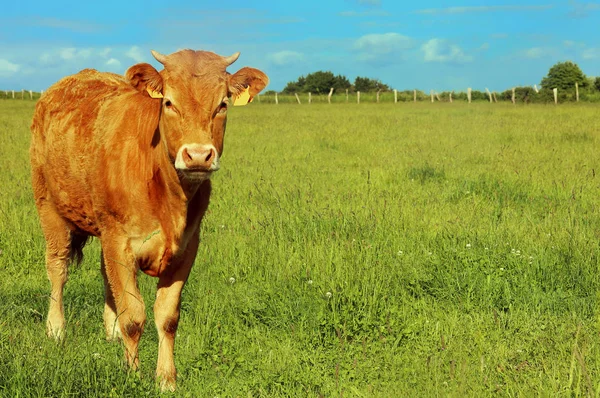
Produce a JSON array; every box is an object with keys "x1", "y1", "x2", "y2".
[
  {"x1": 153, "y1": 233, "x2": 198, "y2": 391},
  {"x1": 101, "y1": 252, "x2": 122, "y2": 341},
  {"x1": 36, "y1": 200, "x2": 72, "y2": 341},
  {"x1": 101, "y1": 239, "x2": 146, "y2": 369}
]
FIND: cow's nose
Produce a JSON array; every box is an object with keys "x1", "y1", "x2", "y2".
[{"x1": 180, "y1": 145, "x2": 219, "y2": 171}]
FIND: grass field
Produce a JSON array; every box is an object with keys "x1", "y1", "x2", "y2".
[{"x1": 1, "y1": 99, "x2": 600, "y2": 396}]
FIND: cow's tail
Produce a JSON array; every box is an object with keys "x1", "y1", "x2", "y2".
[{"x1": 70, "y1": 234, "x2": 89, "y2": 265}]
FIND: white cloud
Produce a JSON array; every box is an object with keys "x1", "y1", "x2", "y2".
[
  {"x1": 125, "y1": 46, "x2": 145, "y2": 63},
  {"x1": 78, "y1": 49, "x2": 92, "y2": 59},
  {"x1": 58, "y1": 47, "x2": 93, "y2": 61},
  {"x1": 39, "y1": 53, "x2": 52, "y2": 64},
  {"x1": 60, "y1": 48, "x2": 76, "y2": 60},
  {"x1": 355, "y1": 33, "x2": 413, "y2": 55},
  {"x1": 422, "y1": 39, "x2": 473, "y2": 64},
  {"x1": 99, "y1": 48, "x2": 112, "y2": 58},
  {"x1": 357, "y1": 0, "x2": 380, "y2": 5},
  {"x1": 479, "y1": 43, "x2": 490, "y2": 50},
  {"x1": 0, "y1": 59, "x2": 20, "y2": 77},
  {"x1": 524, "y1": 47, "x2": 545, "y2": 58},
  {"x1": 339, "y1": 10, "x2": 390, "y2": 17},
  {"x1": 415, "y1": 5, "x2": 553, "y2": 14},
  {"x1": 582, "y1": 48, "x2": 600, "y2": 59},
  {"x1": 568, "y1": 1, "x2": 600, "y2": 18},
  {"x1": 106, "y1": 58, "x2": 121, "y2": 67},
  {"x1": 520, "y1": 47, "x2": 558, "y2": 59},
  {"x1": 267, "y1": 50, "x2": 304, "y2": 66}
]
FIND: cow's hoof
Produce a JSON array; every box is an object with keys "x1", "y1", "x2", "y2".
[
  {"x1": 157, "y1": 374, "x2": 176, "y2": 392},
  {"x1": 46, "y1": 320, "x2": 65, "y2": 342}
]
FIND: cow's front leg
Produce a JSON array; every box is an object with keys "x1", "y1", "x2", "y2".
[
  {"x1": 100, "y1": 251, "x2": 122, "y2": 341},
  {"x1": 153, "y1": 234, "x2": 198, "y2": 392},
  {"x1": 102, "y1": 238, "x2": 146, "y2": 370}
]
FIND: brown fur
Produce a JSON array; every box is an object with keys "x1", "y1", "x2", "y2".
[{"x1": 30, "y1": 49, "x2": 268, "y2": 391}]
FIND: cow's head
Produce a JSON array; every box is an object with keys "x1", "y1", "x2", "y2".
[{"x1": 126, "y1": 49, "x2": 268, "y2": 182}]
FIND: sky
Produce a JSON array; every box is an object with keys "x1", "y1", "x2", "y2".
[{"x1": 1, "y1": 0, "x2": 599, "y2": 92}]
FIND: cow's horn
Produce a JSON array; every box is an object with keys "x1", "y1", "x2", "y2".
[
  {"x1": 223, "y1": 52, "x2": 240, "y2": 66},
  {"x1": 151, "y1": 50, "x2": 168, "y2": 65}
]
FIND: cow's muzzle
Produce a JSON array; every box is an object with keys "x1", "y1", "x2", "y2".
[{"x1": 175, "y1": 144, "x2": 220, "y2": 173}]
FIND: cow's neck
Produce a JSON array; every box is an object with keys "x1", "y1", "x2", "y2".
[{"x1": 179, "y1": 178, "x2": 203, "y2": 201}]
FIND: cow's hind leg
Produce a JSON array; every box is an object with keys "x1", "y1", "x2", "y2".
[
  {"x1": 101, "y1": 238, "x2": 146, "y2": 370},
  {"x1": 37, "y1": 201, "x2": 72, "y2": 341}
]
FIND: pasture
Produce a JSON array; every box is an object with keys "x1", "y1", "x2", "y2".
[{"x1": 1, "y1": 99, "x2": 600, "y2": 396}]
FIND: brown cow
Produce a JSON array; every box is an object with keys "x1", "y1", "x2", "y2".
[{"x1": 30, "y1": 49, "x2": 268, "y2": 391}]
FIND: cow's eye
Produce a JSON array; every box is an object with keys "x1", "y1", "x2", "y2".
[
  {"x1": 164, "y1": 100, "x2": 173, "y2": 108},
  {"x1": 217, "y1": 102, "x2": 228, "y2": 114}
]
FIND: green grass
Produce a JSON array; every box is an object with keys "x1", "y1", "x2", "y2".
[{"x1": 2, "y1": 99, "x2": 600, "y2": 396}]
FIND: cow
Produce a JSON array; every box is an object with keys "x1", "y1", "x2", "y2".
[{"x1": 29, "y1": 49, "x2": 268, "y2": 391}]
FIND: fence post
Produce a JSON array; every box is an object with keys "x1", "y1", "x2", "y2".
[
  {"x1": 435, "y1": 92, "x2": 441, "y2": 102},
  {"x1": 345, "y1": 89, "x2": 348, "y2": 103},
  {"x1": 327, "y1": 88, "x2": 334, "y2": 104},
  {"x1": 29, "y1": 90, "x2": 33, "y2": 100},
  {"x1": 467, "y1": 88, "x2": 472, "y2": 104},
  {"x1": 41, "y1": 90, "x2": 44, "y2": 97},
  {"x1": 575, "y1": 82, "x2": 579, "y2": 102},
  {"x1": 553, "y1": 88, "x2": 558, "y2": 105},
  {"x1": 430, "y1": 90, "x2": 434, "y2": 103},
  {"x1": 357, "y1": 91, "x2": 360, "y2": 104},
  {"x1": 485, "y1": 88, "x2": 492, "y2": 103},
  {"x1": 275, "y1": 92, "x2": 278, "y2": 105},
  {"x1": 449, "y1": 91, "x2": 453, "y2": 103},
  {"x1": 308, "y1": 92, "x2": 311, "y2": 104},
  {"x1": 12, "y1": 90, "x2": 14, "y2": 99},
  {"x1": 511, "y1": 87, "x2": 516, "y2": 104},
  {"x1": 413, "y1": 89, "x2": 417, "y2": 102},
  {"x1": 21, "y1": 89, "x2": 24, "y2": 99},
  {"x1": 492, "y1": 92, "x2": 497, "y2": 103},
  {"x1": 534, "y1": 84, "x2": 539, "y2": 93},
  {"x1": 294, "y1": 93, "x2": 301, "y2": 104},
  {"x1": 394, "y1": 89, "x2": 397, "y2": 103},
  {"x1": 376, "y1": 89, "x2": 381, "y2": 103}
]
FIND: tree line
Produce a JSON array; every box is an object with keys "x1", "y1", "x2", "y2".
[
  {"x1": 278, "y1": 71, "x2": 390, "y2": 95},
  {"x1": 268, "y1": 61, "x2": 600, "y2": 103}
]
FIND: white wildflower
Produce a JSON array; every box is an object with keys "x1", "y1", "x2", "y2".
[
  {"x1": 325, "y1": 292, "x2": 332, "y2": 299},
  {"x1": 229, "y1": 277, "x2": 236, "y2": 284}
]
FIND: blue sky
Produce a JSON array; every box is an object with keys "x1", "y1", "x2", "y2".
[{"x1": 1, "y1": 0, "x2": 599, "y2": 92}]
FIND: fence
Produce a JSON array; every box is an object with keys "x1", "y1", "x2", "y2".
[
  {"x1": 258, "y1": 83, "x2": 592, "y2": 105},
  {"x1": 2, "y1": 84, "x2": 591, "y2": 105},
  {"x1": 0, "y1": 90, "x2": 44, "y2": 100}
]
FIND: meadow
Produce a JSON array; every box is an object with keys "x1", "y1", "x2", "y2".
[{"x1": 1, "y1": 99, "x2": 600, "y2": 396}]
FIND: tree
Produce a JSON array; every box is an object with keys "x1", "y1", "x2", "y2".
[
  {"x1": 594, "y1": 77, "x2": 600, "y2": 92},
  {"x1": 283, "y1": 71, "x2": 352, "y2": 94},
  {"x1": 333, "y1": 74, "x2": 352, "y2": 91},
  {"x1": 540, "y1": 61, "x2": 587, "y2": 90},
  {"x1": 282, "y1": 76, "x2": 306, "y2": 94},
  {"x1": 354, "y1": 76, "x2": 390, "y2": 92},
  {"x1": 304, "y1": 71, "x2": 336, "y2": 94}
]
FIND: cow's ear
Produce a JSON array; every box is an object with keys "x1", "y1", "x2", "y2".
[
  {"x1": 126, "y1": 63, "x2": 164, "y2": 99},
  {"x1": 229, "y1": 67, "x2": 269, "y2": 106}
]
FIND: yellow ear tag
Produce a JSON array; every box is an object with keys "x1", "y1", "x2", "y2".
[
  {"x1": 146, "y1": 87, "x2": 163, "y2": 99},
  {"x1": 233, "y1": 86, "x2": 253, "y2": 106}
]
